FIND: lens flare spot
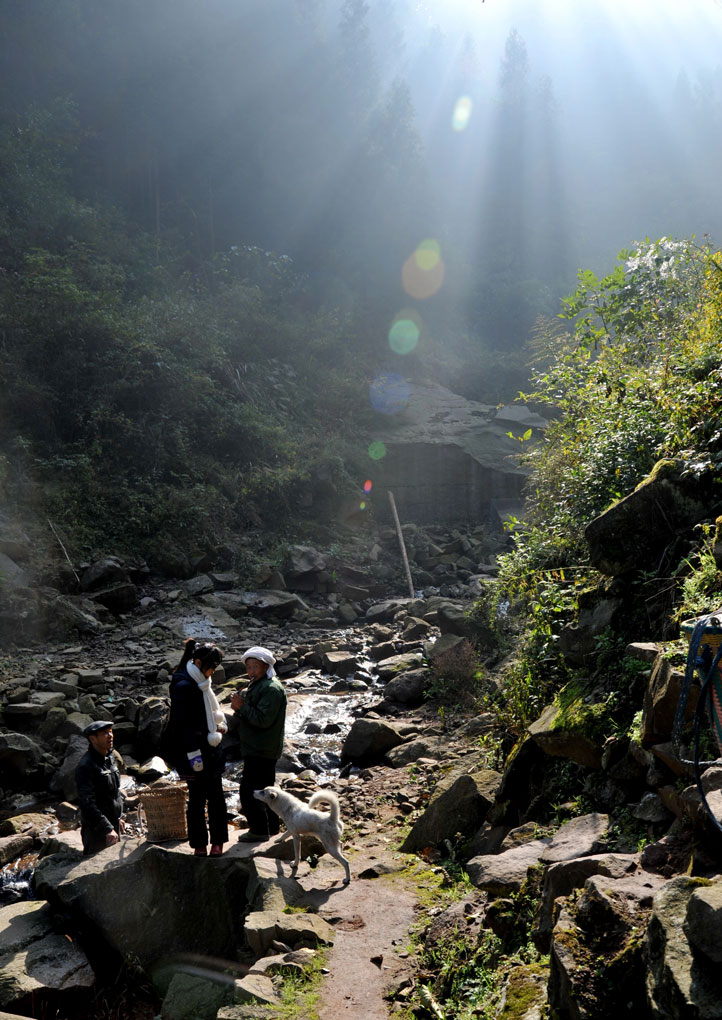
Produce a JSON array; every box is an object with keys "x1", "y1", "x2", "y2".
[
  {"x1": 363, "y1": 479, "x2": 372, "y2": 493},
  {"x1": 402, "y1": 242, "x2": 445, "y2": 300},
  {"x1": 369, "y1": 373, "x2": 410, "y2": 415},
  {"x1": 388, "y1": 315, "x2": 420, "y2": 355},
  {"x1": 414, "y1": 239, "x2": 440, "y2": 271},
  {"x1": 368, "y1": 441, "x2": 387, "y2": 460},
  {"x1": 452, "y1": 96, "x2": 473, "y2": 132}
]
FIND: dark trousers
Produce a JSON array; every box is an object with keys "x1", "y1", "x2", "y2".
[
  {"x1": 240, "y1": 755, "x2": 279, "y2": 836},
  {"x1": 81, "y1": 817, "x2": 120, "y2": 855},
  {"x1": 186, "y1": 771, "x2": 229, "y2": 848}
]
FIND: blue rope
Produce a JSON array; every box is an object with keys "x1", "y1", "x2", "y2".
[
  {"x1": 672, "y1": 612, "x2": 720, "y2": 765},
  {"x1": 694, "y1": 640, "x2": 722, "y2": 835}
]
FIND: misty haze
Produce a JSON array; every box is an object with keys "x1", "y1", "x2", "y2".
[{"x1": 3, "y1": 3, "x2": 722, "y2": 1020}]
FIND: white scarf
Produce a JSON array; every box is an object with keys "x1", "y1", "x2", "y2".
[{"x1": 187, "y1": 661, "x2": 225, "y2": 747}]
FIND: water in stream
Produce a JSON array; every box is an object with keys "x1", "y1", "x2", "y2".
[{"x1": 0, "y1": 853, "x2": 38, "y2": 906}]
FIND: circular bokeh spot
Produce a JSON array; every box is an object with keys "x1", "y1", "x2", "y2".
[
  {"x1": 368, "y1": 441, "x2": 387, "y2": 460},
  {"x1": 415, "y1": 238, "x2": 441, "y2": 270},
  {"x1": 402, "y1": 241, "x2": 445, "y2": 300},
  {"x1": 369, "y1": 373, "x2": 410, "y2": 415},
  {"x1": 452, "y1": 96, "x2": 473, "y2": 132},
  {"x1": 388, "y1": 315, "x2": 420, "y2": 355}
]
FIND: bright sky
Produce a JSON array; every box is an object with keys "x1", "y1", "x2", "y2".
[{"x1": 418, "y1": 0, "x2": 722, "y2": 65}]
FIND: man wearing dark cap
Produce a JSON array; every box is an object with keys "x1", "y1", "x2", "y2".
[{"x1": 75, "y1": 720, "x2": 124, "y2": 854}]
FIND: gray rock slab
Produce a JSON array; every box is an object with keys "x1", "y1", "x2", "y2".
[
  {"x1": 685, "y1": 879, "x2": 722, "y2": 964},
  {"x1": 646, "y1": 876, "x2": 722, "y2": 1019},
  {"x1": 467, "y1": 813, "x2": 610, "y2": 895},
  {"x1": 160, "y1": 970, "x2": 235, "y2": 1020},
  {"x1": 537, "y1": 813, "x2": 610, "y2": 865},
  {"x1": 342, "y1": 718, "x2": 405, "y2": 764},
  {"x1": 467, "y1": 840, "x2": 550, "y2": 894},
  {"x1": 386, "y1": 736, "x2": 444, "y2": 767},
  {"x1": 382, "y1": 667, "x2": 430, "y2": 707},
  {"x1": 375, "y1": 652, "x2": 424, "y2": 681},
  {"x1": 243, "y1": 910, "x2": 334, "y2": 958},
  {"x1": 0, "y1": 900, "x2": 94, "y2": 1003},
  {"x1": 321, "y1": 650, "x2": 358, "y2": 676},
  {"x1": 536, "y1": 853, "x2": 641, "y2": 939},
  {"x1": 234, "y1": 972, "x2": 281, "y2": 1007},
  {"x1": 0, "y1": 834, "x2": 34, "y2": 867}
]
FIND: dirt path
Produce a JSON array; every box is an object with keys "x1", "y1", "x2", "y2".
[
  {"x1": 267, "y1": 762, "x2": 433, "y2": 1020},
  {"x1": 293, "y1": 840, "x2": 419, "y2": 1020}
]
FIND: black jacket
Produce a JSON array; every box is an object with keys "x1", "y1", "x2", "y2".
[
  {"x1": 75, "y1": 745, "x2": 123, "y2": 853},
  {"x1": 165, "y1": 667, "x2": 225, "y2": 776}
]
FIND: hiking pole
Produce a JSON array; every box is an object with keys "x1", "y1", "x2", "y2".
[
  {"x1": 47, "y1": 518, "x2": 81, "y2": 585},
  {"x1": 387, "y1": 490, "x2": 415, "y2": 599}
]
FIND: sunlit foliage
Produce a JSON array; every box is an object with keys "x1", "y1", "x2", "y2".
[{"x1": 515, "y1": 237, "x2": 722, "y2": 568}]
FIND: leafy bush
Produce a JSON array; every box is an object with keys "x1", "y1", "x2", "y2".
[
  {"x1": 485, "y1": 237, "x2": 722, "y2": 730},
  {"x1": 426, "y1": 640, "x2": 484, "y2": 708}
]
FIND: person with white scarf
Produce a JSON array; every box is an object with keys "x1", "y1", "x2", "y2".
[{"x1": 165, "y1": 638, "x2": 229, "y2": 856}]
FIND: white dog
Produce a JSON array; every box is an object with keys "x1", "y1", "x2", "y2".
[{"x1": 253, "y1": 786, "x2": 351, "y2": 885}]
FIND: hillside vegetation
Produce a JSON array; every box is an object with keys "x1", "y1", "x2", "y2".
[
  {"x1": 0, "y1": 101, "x2": 377, "y2": 564},
  {"x1": 478, "y1": 237, "x2": 722, "y2": 735}
]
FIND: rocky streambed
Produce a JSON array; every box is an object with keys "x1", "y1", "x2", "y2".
[{"x1": 4, "y1": 539, "x2": 722, "y2": 1020}]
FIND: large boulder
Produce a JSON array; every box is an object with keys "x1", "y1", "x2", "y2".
[
  {"x1": 86, "y1": 582, "x2": 139, "y2": 614},
  {"x1": 642, "y1": 654, "x2": 696, "y2": 746},
  {"x1": 35, "y1": 839, "x2": 252, "y2": 987},
  {"x1": 585, "y1": 458, "x2": 715, "y2": 576},
  {"x1": 0, "y1": 733, "x2": 44, "y2": 785},
  {"x1": 243, "y1": 909, "x2": 334, "y2": 958},
  {"x1": 382, "y1": 668, "x2": 430, "y2": 707},
  {"x1": 160, "y1": 971, "x2": 235, "y2": 1020},
  {"x1": 0, "y1": 834, "x2": 34, "y2": 866},
  {"x1": 646, "y1": 876, "x2": 722, "y2": 1018},
  {"x1": 237, "y1": 590, "x2": 304, "y2": 620},
  {"x1": 366, "y1": 382, "x2": 530, "y2": 525},
  {"x1": 49, "y1": 735, "x2": 89, "y2": 800},
  {"x1": 401, "y1": 770, "x2": 502, "y2": 853},
  {"x1": 375, "y1": 652, "x2": 424, "y2": 682},
  {"x1": 534, "y1": 852, "x2": 644, "y2": 945},
  {"x1": 283, "y1": 546, "x2": 326, "y2": 578},
  {"x1": 527, "y1": 686, "x2": 607, "y2": 770},
  {"x1": 557, "y1": 596, "x2": 624, "y2": 665},
  {"x1": 549, "y1": 870, "x2": 658, "y2": 1018},
  {"x1": 341, "y1": 719, "x2": 405, "y2": 765},
  {"x1": 80, "y1": 557, "x2": 129, "y2": 591}
]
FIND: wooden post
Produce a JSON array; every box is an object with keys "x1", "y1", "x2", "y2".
[
  {"x1": 47, "y1": 519, "x2": 80, "y2": 585},
  {"x1": 388, "y1": 491, "x2": 415, "y2": 599}
]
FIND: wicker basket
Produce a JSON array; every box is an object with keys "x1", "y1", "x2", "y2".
[{"x1": 139, "y1": 781, "x2": 188, "y2": 842}]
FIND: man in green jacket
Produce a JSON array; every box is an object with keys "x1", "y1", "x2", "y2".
[{"x1": 231, "y1": 645, "x2": 287, "y2": 841}]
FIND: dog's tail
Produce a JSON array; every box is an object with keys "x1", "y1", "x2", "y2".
[{"x1": 309, "y1": 790, "x2": 342, "y2": 827}]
